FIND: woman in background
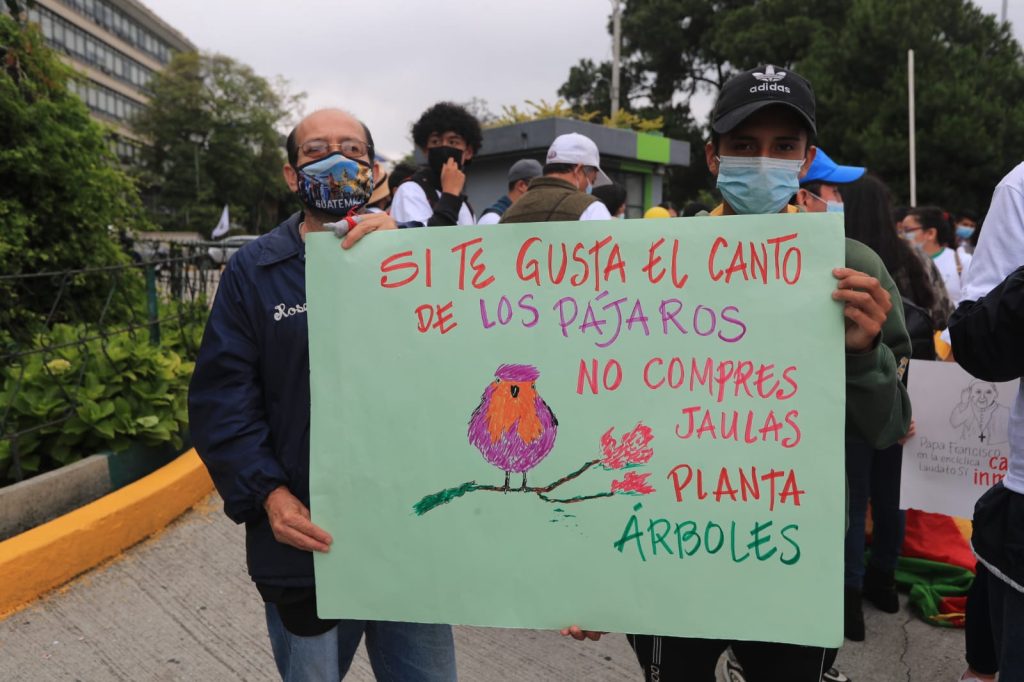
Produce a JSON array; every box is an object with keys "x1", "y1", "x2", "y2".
[{"x1": 837, "y1": 175, "x2": 952, "y2": 640}]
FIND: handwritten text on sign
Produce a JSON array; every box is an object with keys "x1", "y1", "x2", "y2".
[{"x1": 307, "y1": 214, "x2": 846, "y2": 647}]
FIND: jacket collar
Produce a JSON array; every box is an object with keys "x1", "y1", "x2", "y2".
[
  {"x1": 256, "y1": 212, "x2": 304, "y2": 267},
  {"x1": 709, "y1": 203, "x2": 801, "y2": 216},
  {"x1": 528, "y1": 176, "x2": 578, "y2": 192}
]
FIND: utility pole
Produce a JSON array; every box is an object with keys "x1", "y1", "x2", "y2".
[
  {"x1": 610, "y1": 0, "x2": 622, "y2": 117},
  {"x1": 908, "y1": 49, "x2": 917, "y2": 207},
  {"x1": 188, "y1": 132, "x2": 205, "y2": 229},
  {"x1": 1002, "y1": 0, "x2": 1008, "y2": 23}
]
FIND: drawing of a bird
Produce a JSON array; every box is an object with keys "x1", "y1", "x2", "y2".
[{"x1": 468, "y1": 364, "x2": 558, "y2": 491}]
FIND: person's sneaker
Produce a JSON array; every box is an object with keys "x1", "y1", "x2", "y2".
[
  {"x1": 822, "y1": 667, "x2": 852, "y2": 682},
  {"x1": 717, "y1": 647, "x2": 746, "y2": 682}
]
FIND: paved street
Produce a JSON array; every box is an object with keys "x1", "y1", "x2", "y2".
[{"x1": 0, "y1": 494, "x2": 967, "y2": 681}]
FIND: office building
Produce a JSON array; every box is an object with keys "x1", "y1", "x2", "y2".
[{"x1": 23, "y1": 0, "x2": 195, "y2": 162}]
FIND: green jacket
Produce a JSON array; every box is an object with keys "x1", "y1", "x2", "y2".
[
  {"x1": 499, "y1": 176, "x2": 599, "y2": 224},
  {"x1": 843, "y1": 238, "x2": 912, "y2": 448}
]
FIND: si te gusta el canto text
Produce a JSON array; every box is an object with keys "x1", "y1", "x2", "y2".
[{"x1": 376, "y1": 230, "x2": 814, "y2": 567}]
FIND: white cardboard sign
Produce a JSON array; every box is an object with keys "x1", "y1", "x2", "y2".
[{"x1": 900, "y1": 360, "x2": 1015, "y2": 518}]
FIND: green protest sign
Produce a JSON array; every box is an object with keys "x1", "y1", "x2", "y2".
[{"x1": 308, "y1": 213, "x2": 845, "y2": 647}]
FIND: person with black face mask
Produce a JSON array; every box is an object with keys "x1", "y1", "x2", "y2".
[
  {"x1": 391, "y1": 101, "x2": 483, "y2": 227},
  {"x1": 189, "y1": 108, "x2": 458, "y2": 682}
]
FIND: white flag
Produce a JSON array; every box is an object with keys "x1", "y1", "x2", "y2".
[{"x1": 212, "y1": 204, "x2": 230, "y2": 239}]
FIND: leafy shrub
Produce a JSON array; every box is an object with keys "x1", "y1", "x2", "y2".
[{"x1": 0, "y1": 308, "x2": 206, "y2": 484}]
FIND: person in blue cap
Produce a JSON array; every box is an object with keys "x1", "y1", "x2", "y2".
[{"x1": 794, "y1": 148, "x2": 866, "y2": 214}]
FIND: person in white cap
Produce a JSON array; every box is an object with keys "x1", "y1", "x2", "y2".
[{"x1": 499, "y1": 132, "x2": 613, "y2": 223}]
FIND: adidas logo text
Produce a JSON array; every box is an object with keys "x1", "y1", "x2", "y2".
[{"x1": 749, "y1": 82, "x2": 791, "y2": 94}]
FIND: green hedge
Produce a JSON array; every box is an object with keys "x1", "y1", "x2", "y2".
[{"x1": 0, "y1": 310, "x2": 205, "y2": 484}]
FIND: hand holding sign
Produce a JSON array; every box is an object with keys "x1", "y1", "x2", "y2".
[
  {"x1": 264, "y1": 485, "x2": 332, "y2": 553},
  {"x1": 831, "y1": 267, "x2": 892, "y2": 352}
]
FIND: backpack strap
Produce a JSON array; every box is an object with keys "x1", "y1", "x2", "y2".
[{"x1": 409, "y1": 167, "x2": 441, "y2": 209}]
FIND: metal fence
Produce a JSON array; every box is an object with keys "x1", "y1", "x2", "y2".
[{"x1": 0, "y1": 241, "x2": 220, "y2": 484}]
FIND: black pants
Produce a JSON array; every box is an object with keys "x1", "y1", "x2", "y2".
[
  {"x1": 627, "y1": 634, "x2": 837, "y2": 682},
  {"x1": 965, "y1": 562, "x2": 998, "y2": 675}
]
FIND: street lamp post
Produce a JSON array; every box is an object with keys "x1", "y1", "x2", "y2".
[
  {"x1": 610, "y1": 0, "x2": 622, "y2": 117},
  {"x1": 187, "y1": 132, "x2": 204, "y2": 228}
]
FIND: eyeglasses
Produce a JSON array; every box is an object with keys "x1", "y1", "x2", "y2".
[{"x1": 300, "y1": 138, "x2": 369, "y2": 160}]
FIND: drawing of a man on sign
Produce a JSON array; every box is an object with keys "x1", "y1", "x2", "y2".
[{"x1": 949, "y1": 380, "x2": 1011, "y2": 446}]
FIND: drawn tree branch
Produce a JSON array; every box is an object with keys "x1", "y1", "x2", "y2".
[{"x1": 413, "y1": 423, "x2": 655, "y2": 516}]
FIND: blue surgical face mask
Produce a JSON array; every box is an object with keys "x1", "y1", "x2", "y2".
[
  {"x1": 956, "y1": 225, "x2": 975, "y2": 240},
  {"x1": 806, "y1": 189, "x2": 844, "y2": 214},
  {"x1": 716, "y1": 155, "x2": 804, "y2": 215},
  {"x1": 576, "y1": 167, "x2": 594, "y2": 194}
]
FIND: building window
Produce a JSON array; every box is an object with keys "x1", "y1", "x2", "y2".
[
  {"x1": 27, "y1": 6, "x2": 157, "y2": 95},
  {"x1": 68, "y1": 77, "x2": 145, "y2": 124},
  {"x1": 110, "y1": 135, "x2": 144, "y2": 164},
  {"x1": 57, "y1": 0, "x2": 177, "y2": 65}
]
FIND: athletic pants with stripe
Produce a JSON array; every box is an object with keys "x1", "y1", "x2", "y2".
[{"x1": 627, "y1": 633, "x2": 838, "y2": 682}]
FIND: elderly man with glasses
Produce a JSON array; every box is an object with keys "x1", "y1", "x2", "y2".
[{"x1": 189, "y1": 108, "x2": 458, "y2": 682}]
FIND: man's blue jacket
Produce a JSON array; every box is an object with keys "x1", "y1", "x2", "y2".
[{"x1": 189, "y1": 213, "x2": 316, "y2": 587}]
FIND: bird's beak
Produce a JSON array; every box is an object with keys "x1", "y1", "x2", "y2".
[{"x1": 510, "y1": 385, "x2": 520, "y2": 399}]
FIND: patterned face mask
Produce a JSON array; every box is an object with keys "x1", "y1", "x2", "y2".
[{"x1": 294, "y1": 153, "x2": 374, "y2": 216}]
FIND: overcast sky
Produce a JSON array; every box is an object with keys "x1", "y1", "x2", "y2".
[{"x1": 143, "y1": 0, "x2": 1022, "y2": 161}]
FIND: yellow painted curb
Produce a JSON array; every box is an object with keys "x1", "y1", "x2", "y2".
[{"x1": 0, "y1": 448, "x2": 213, "y2": 618}]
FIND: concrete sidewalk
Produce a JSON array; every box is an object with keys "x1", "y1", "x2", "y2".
[{"x1": 0, "y1": 494, "x2": 967, "y2": 681}]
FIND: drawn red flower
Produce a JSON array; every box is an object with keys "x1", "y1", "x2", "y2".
[
  {"x1": 611, "y1": 471, "x2": 655, "y2": 495},
  {"x1": 600, "y1": 422, "x2": 655, "y2": 469}
]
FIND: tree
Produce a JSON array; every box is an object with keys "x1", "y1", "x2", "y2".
[
  {"x1": 0, "y1": 12, "x2": 144, "y2": 338},
  {"x1": 560, "y1": 1, "x2": 847, "y2": 205},
  {"x1": 560, "y1": 0, "x2": 1022, "y2": 213},
  {"x1": 799, "y1": 0, "x2": 1024, "y2": 211},
  {"x1": 132, "y1": 52, "x2": 304, "y2": 235}
]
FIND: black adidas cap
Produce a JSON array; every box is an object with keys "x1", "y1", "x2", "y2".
[{"x1": 712, "y1": 64, "x2": 816, "y2": 135}]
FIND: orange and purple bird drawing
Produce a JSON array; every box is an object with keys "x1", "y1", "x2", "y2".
[{"x1": 468, "y1": 364, "x2": 558, "y2": 491}]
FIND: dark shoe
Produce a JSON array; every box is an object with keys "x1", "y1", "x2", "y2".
[
  {"x1": 844, "y1": 587, "x2": 865, "y2": 641},
  {"x1": 863, "y1": 564, "x2": 899, "y2": 613},
  {"x1": 822, "y1": 667, "x2": 852, "y2": 682}
]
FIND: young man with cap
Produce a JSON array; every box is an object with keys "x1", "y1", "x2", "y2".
[
  {"x1": 499, "y1": 133, "x2": 613, "y2": 224},
  {"x1": 477, "y1": 158, "x2": 543, "y2": 225},
  {"x1": 392, "y1": 101, "x2": 482, "y2": 227},
  {"x1": 794, "y1": 148, "x2": 866, "y2": 213},
  {"x1": 563, "y1": 64, "x2": 911, "y2": 682}
]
